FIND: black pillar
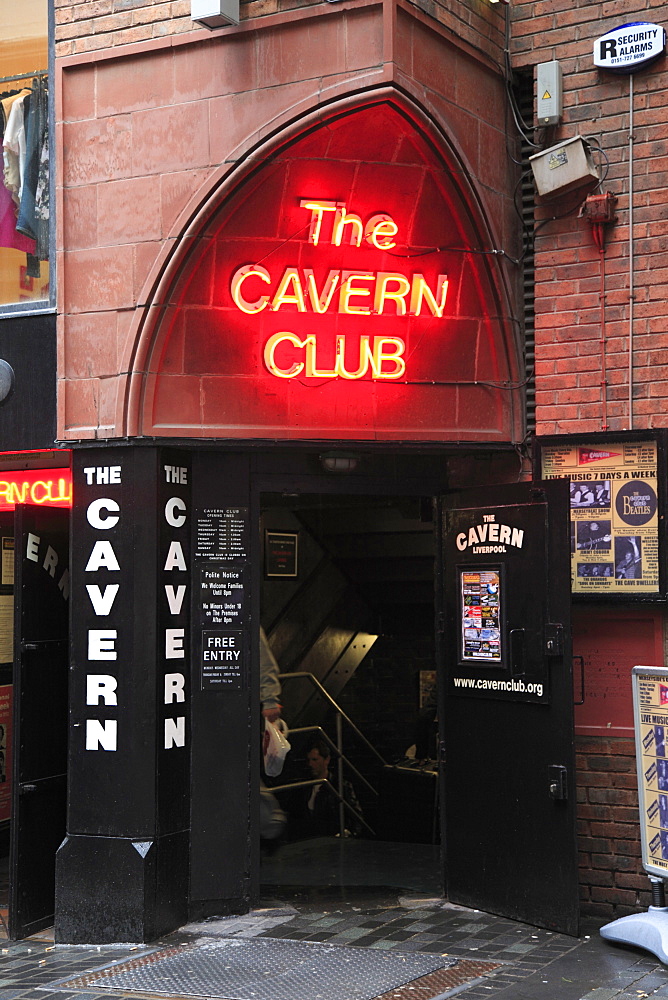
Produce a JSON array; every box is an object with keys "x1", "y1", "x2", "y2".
[
  {"x1": 55, "y1": 446, "x2": 191, "y2": 942},
  {"x1": 188, "y1": 450, "x2": 255, "y2": 920}
]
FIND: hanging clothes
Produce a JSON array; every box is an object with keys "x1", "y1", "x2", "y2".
[
  {"x1": 16, "y1": 77, "x2": 48, "y2": 260},
  {"x1": 3, "y1": 89, "x2": 31, "y2": 206},
  {"x1": 0, "y1": 179, "x2": 35, "y2": 254},
  {"x1": 0, "y1": 88, "x2": 21, "y2": 145},
  {"x1": 0, "y1": 87, "x2": 36, "y2": 254}
]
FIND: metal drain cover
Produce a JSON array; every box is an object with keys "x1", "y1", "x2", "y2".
[{"x1": 57, "y1": 937, "x2": 453, "y2": 1000}]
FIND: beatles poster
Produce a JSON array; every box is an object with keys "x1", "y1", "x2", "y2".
[
  {"x1": 460, "y1": 569, "x2": 502, "y2": 661},
  {"x1": 541, "y1": 440, "x2": 659, "y2": 594},
  {"x1": 632, "y1": 666, "x2": 668, "y2": 877}
]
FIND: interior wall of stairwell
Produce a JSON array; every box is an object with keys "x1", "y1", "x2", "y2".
[{"x1": 260, "y1": 499, "x2": 436, "y2": 760}]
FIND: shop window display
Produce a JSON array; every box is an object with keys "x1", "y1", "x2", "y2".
[{"x1": 0, "y1": 0, "x2": 49, "y2": 308}]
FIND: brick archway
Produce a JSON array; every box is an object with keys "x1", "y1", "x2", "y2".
[{"x1": 128, "y1": 92, "x2": 522, "y2": 443}]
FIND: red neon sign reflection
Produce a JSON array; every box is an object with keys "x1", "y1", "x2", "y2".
[
  {"x1": 229, "y1": 199, "x2": 449, "y2": 382},
  {"x1": 0, "y1": 469, "x2": 72, "y2": 509}
]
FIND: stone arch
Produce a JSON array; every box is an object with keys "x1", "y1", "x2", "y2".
[{"x1": 124, "y1": 87, "x2": 523, "y2": 443}]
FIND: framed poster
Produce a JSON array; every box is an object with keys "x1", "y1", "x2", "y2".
[
  {"x1": 265, "y1": 531, "x2": 298, "y2": 578},
  {"x1": 536, "y1": 434, "x2": 665, "y2": 598},
  {"x1": 632, "y1": 666, "x2": 668, "y2": 878},
  {"x1": 459, "y1": 567, "x2": 502, "y2": 663}
]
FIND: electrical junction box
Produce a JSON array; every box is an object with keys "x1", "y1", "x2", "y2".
[
  {"x1": 536, "y1": 61, "x2": 563, "y2": 125},
  {"x1": 191, "y1": 0, "x2": 239, "y2": 27},
  {"x1": 529, "y1": 136, "x2": 600, "y2": 199}
]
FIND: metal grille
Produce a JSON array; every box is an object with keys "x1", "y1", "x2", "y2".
[
  {"x1": 515, "y1": 69, "x2": 536, "y2": 434},
  {"x1": 56, "y1": 937, "x2": 454, "y2": 1000},
  {"x1": 373, "y1": 960, "x2": 503, "y2": 1000}
]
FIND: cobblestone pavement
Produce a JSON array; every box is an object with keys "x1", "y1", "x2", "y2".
[{"x1": 0, "y1": 891, "x2": 664, "y2": 1000}]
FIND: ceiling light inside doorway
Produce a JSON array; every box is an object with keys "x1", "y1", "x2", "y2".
[{"x1": 320, "y1": 452, "x2": 360, "y2": 473}]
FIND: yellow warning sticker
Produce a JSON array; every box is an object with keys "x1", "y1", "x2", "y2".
[{"x1": 542, "y1": 90, "x2": 551, "y2": 100}]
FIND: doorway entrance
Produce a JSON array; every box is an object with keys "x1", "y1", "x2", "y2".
[
  {"x1": 0, "y1": 504, "x2": 69, "y2": 940},
  {"x1": 254, "y1": 477, "x2": 578, "y2": 934},
  {"x1": 186, "y1": 448, "x2": 578, "y2": 936},
  {"x1": 259, "y1": 492, "x2": 441, "y2": 900}
]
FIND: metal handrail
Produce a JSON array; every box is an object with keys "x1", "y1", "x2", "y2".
[
  {"x1": 277, "y1": 670, "x2": 386, "y2": 837},
  {"x1": 268, "y1": 777, "x2": 375, "y2": 837},
  {"x1": 278, "y1": 671, "x2": 387, "y2": 766}
]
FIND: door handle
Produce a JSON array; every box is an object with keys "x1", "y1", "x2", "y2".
[
  {"x1": 548, "y1": 764, "x2": 568, "y2": 800},
  {"x1": 509, "y1": 628, "x2": 525, "y2": 677},
  {"x1": 573, "y1": 655, "x2": 585, "y2": 705},
  {"x1": 19, "y1": 783, "x2": 37, "y2": 795}
]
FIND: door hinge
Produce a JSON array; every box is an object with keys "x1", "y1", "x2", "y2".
[{"x1": 545, "y1": 623, "x2": 564, "y2": 657}]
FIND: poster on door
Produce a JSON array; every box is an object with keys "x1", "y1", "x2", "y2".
[
  {"x1": 541, "y1": 440, "x2": 659, "y2": 594},
  {"x1": 632, "y1": 666, "x2": 668, "y2": 877},
  {"x1": 0, "y1": 684, "x2": 11, "y2": 822},
  {"x1": 460, "y1": 568, "x2": 502, "y2": 661}
]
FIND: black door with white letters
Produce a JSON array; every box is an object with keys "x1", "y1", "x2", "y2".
[
  {"x1": 9, "y1": 504, "x2": 69, "y2": 939},
  {"x1": 439, "y1": 481, "x2": 578, "y2": 935}
]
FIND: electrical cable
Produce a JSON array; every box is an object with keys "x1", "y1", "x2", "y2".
[
  {"x1": 502, "y1": 4, "x2": 543, "y2": 149},
  {"x1": 296, "y1": 367, "x2": 535, "y2": 392},
  {"x1": 582, "y1": 136, "x2": 610, "y2": 188},
  {"x1": 385, "y1": 245, "x2": 522, "y2": 264}
]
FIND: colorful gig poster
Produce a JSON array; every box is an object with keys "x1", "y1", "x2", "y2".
[
  {"x1": 460, "y1": 569, "x2": 501, "y2": 661},
  {"x1": 541, "y1": 441, "x2": 658, "y2": 594},
  {"x1": 633, "y1": 668, "x2": 668, "y2": 877}
]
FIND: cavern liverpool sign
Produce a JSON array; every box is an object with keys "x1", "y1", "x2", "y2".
[{"x1": 230, "y1": 199, "x2": 449, "y2": 381}]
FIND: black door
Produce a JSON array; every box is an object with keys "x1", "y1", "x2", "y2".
[
  {"x1": 9, "y1": 505, "x2": 69, "y2": 939},
  {"x1": 439, "y1": 481, "x2": 578, "y2": 935}
]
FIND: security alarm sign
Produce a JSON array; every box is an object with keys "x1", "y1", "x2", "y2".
[{"x1": 594, "y1": 22, "x2": 665, "y2": 73}]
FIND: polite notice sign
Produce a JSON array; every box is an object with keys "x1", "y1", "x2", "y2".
[
  {"x1": 541, "y1": 440, "x2": 659, "y2": 595},
  {"x1": 200, "y1": 564, "x2": 245, "y2": 625},
  {"x1": 594, "y1": 22, "x2": 665, "y2": 73},
  {"x1": 632, "y1": 666, "x2": 668, "y2": 877}
]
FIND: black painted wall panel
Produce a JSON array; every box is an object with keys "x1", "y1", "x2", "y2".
[{"x1": 0, "y1": 314, "x2": 56, "y2": 451}]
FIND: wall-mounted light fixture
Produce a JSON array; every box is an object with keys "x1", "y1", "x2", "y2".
[
  {"x1": 191, "y1": 0, "x2": 239, "y2": 28},
  {"x1": 319, "y1": 452, "x2": 361, "y2": 474},
  {"x1": 530, "y1": 137, "x2": 600, "y2": 199},
  {"x1": 0, "y1": 360, "x2": 14, "y2": 404}
]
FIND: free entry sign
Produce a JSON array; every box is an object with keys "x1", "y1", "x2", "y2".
[{"x1": 594, "y1": 22, "x2": 665, "y2": 73}]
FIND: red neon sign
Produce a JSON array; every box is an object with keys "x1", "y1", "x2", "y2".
[
  {"x1": 148, "y1": 101, "x2": 517, "y2": 443},
  {"x1": 230, "y1": 200, "x2": 448, "y2": 382},
  {"x1": 0, "y1": 469, "x2": 72, "y2": 510}
]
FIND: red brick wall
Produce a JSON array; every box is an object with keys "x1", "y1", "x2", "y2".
[
  {"x1": 510, "y1": 0, "x2": 666, "y2": 917},
  {"x1": 510, "y1": 1, "x2": 668, "y2": 435},
  {"x1": 54, "y1": 0, "x2": 505, "y2": 65},
  {"x1": 576, "y1": 736, "x2": 650, "y2": 919}
]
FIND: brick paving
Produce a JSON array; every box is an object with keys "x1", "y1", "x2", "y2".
[{"x1": 0, "y1": 893, "x2": 664, "y2": 1000}]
